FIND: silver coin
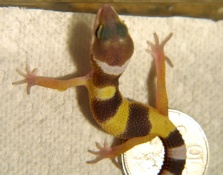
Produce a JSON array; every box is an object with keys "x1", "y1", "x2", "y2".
[{"x1": 121, "y1": 109, "x2": 209, "y2": 175}]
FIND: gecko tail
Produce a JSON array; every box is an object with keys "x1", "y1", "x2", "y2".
[{"x1": 159, "y1": 129, "x2": 186, "y2": 175}]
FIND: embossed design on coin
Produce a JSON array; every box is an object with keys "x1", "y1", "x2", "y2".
[{"x1": 121, "y1": 109, "x2": 209, "y2": 175}]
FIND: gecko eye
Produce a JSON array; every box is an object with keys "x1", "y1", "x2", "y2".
[
  {"x1": 116, "y1": 23, "x2": 127, "y2": 37},
  {"x1": 96, "y1": 25, "x2": 103, "y2": 39}
]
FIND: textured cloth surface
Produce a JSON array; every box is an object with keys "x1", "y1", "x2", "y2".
[{"x1": 0, "y1": 7, "x2": 222, "y2": 175}]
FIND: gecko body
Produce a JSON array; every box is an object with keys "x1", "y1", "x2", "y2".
[{"x1": 13, "y1": 5, "x2": 186, "y2": 175}]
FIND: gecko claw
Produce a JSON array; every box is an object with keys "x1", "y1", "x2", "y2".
[
  {"x1": 147, "y1": 33, "x2": 174, "y2": 67},
  {"x1": 87, "y1": 141, "x2": 120, "y2": 168},
  {"x1": 87, "y1": 141, "x2": 116, "y2": 164},
  {"x1": 12, "y1": 64, "x2": 39, "y2": 94}
]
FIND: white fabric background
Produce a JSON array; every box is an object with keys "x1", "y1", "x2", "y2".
[{"x1": 0, "y1": 7, "x2": 222, "y2": 175}]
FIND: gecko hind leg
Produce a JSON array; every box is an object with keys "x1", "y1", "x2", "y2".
[
  {"x1": 87, "y1": 134, "x2": 156, "y2": 166},
  {"x1": 147, "y1": 33, "x2": 173, "y2": 116}
]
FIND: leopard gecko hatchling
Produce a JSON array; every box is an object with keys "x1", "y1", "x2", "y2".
[{"x1": 13, "y1": 4, "x2": 186, "y2": 175}]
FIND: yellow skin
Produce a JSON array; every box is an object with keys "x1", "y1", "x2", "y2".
[{"x1": 13, "y1": 5, "x2": 186, "y2": 175}]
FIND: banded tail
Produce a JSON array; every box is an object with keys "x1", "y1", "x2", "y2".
[{"x1": 159, "y1": 129, "x2": 186, "y2": 175}]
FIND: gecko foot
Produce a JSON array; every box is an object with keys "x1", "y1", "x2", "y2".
[
  {"x1": 147, "y1": 33, "x2": 173, "y2": 67},
  {"x1": 87, "y1": 141, "x2": 120, "y2": 167},
  {"x1": 12, "y1": 64, "x2": 39, "y2": 94}
]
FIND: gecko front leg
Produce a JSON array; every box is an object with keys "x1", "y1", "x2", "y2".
[
  {"x1": 13, "y1": 64, "x2": 90, "y2": 94},
  {"x1": 147, "y1": 33, "x2": 173, "y2": 116}
]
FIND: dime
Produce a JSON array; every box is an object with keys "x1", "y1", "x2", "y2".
[{"x1": 121, "y1": 109, "x2": 209, "y2": 175}]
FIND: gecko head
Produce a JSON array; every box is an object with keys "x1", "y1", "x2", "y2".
[{"x1": 91, "y1": 4, "x2": 134, "y2": 76}]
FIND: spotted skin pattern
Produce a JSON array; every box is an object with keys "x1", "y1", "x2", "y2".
[{"x1": 13, "y1": 5, "x2": 186, "y2": 175}]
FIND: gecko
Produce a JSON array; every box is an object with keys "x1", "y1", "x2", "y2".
[{"x1": 13, "y1": 4, "x2": 186, "y2": 175}]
